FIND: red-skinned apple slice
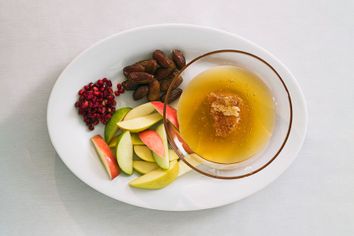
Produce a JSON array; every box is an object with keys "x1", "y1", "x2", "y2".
[
  {"x1": 91, "y1": 135, "x2": 120, "y2": 179},
  {"x1": 150, "y1": 101, "x2": 179, "y2": 128},
  {"x1": 138, "y1": 130, "x2": 164, "y2": 158}
]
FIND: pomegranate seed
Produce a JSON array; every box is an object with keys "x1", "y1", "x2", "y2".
[
  {"x1": 81, "y1": 101, "x2": 89, "y2": 109},
  {"x1": 105, "y1": 115, "x2": 110, "y2": 120},
  {"x1": 102, "y1": 91, "x2": 109, "y2": 97},
  {"x1": 78, "y1": 89, "x2": 85, "y2": 95}
]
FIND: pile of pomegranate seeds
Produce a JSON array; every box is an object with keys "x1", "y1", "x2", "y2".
[{"x1": 75, "y1": 78, "x2": 116, "y2": 130}]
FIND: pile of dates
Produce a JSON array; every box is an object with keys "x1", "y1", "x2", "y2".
[{"x1": 122, "y1": 49, "x2": 186, "y2": 103}]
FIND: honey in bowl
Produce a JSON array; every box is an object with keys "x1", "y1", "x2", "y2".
[{"x1": 177, "y1": 65, "x2": 275, "y2": 164}]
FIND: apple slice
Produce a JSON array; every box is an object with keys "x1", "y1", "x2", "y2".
[
  {"x1": 108, "y1": 135, "x2": 119, "y2": 149},
  {"x1": 104, "y1": 107, "x2": 131, "y2": 142},
  {"x1": 124, "y1": 102, "x2": 155, "y2": 120},
  {"x1": 129, "y1": 160, "x2": 179, "y2": 189},
  {"x1": 151, "y1": 101, "x2": 179, "y2": 128},
  {"x1": 178, "y1": 161, "x2": 191, "y2": 177},
  {"x1": 134, "y1": 145, "x2": 155, "y2": 162},
  {"x1": 131, "y1": 133, "x2": 144, "y2": 145},
  {"x1": 91, "y1": 135, "x2": 120, "y2": 179},
  {"x1": 116, "y1": 131, "x2": 133, "y2": 175},
  {"x1": 133, "y1": 161, "x2": 158, "y2": 174},
  {"x1": 153, "y1": 124, "x2": 170, "y2": 170},
  {"x1": 108, "y1": 135, "x2": 118, "y2": 154},
  {"x1": 178, "y1": 154, "x2": 201, "y2": 177},
  {"x1": 117, "y1": 112, "x2": 162, "y2": 133},
  {"x1": 169, "y1": 149, "x2": 179, "y2": 161},
  {"x1": 138, "y1": 130, "x2": 164, "y2": 157}
]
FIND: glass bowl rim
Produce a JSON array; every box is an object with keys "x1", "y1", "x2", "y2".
[{"x1": 162, "y1": 49, "x2": 293, "y2": 179}]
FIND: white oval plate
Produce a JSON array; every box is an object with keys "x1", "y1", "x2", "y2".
[{"x1": 47, "y1": 24, "x2": 307, "y2": 211}]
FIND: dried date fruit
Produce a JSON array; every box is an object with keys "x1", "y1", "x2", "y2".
[
  {"x1": 154, "y1": 67, "x2": 175, "y2": 80},
  {"x1": 133, "y1": 85, "x2": 149, "y2": 100},
  {"x1": 152, "y1": 50, "x2": 175, "y2": 68},
  {"x1": 160, "y1": 72, "x2": 183, "y2": 92},
  {"x1": 171, "y1": 49, "x2": 186, "y2": 69},
  {"x1": 123, "y1": 64, "x2": 145, "y2": 77},
  {"x1": 122, "y1": 80, "x2": 138, "y2": 90},
  {"x1": 136, "y1": 59, "x2": 159, "y2": 74},
  {"x1": 127, "y1": 72, "x2": 154, "y2": 84},
  {"x1": 147, "y1": 79, "x2": 160, "y2": 101},
  {"x1": 161, "y1": 88, "x2": 182, "y2": 103}
]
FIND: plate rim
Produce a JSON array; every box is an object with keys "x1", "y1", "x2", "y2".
[{"x1": 47, "y1": 23, "x2": 308, "y2": 211}]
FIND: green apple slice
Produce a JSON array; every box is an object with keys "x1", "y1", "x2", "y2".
[
  {"x1": 116, "y1": 131, "x2": 133, "y2": 175},
  {"x1": 129, "y1": 160, "x2": 179, "y2": 189},
  {"x1": 108, "y1": 135, "x2": 119, "y2": 148},
  {"x1": 134, "y1": 145, "x2": 155, "y2": 162},
  {"x1": 131, "y1": 133, "x2": 144, "y2": 145},
  {"x1": 108, "y1": 135, "x2": 119, "y2": 154},
  {"x1": 153, "y1": 124, "x2": 169, "y2": 170},
  {"x1": 104, "y1": 107, "x2": 131, "y2": 142},
  {"x1": 117, "y1": 112, "x2": 162, "y2": 133},
  {"x1": 133, "y1": 161, "x2": 158, "y2": 174},
  {"x1": 124, "y1": 102, "x2": 155, "y2": 120},
  {"x1": 169, "y1": 149, "x2": 179, "y2": 161}
]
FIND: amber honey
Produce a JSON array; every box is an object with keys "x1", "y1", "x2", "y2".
[{"x1": 178, "y1": 66, "x2": 275, "y2": 164}]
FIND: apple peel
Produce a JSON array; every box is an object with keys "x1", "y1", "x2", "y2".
[
  {"x1": 150, "y1": 101, "x2": 179, "y2": 128},
  {"x1": 139, "y1": 130, "x2": 165, "y2": 157}
]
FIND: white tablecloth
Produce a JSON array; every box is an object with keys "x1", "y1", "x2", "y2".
[{"x1": 1, "y1": 0, "x2": 353, "y2": 235}]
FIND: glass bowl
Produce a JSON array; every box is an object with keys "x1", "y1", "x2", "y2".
[{"x1": 162, "y1": 49, "x2": 293, "y2": 179}]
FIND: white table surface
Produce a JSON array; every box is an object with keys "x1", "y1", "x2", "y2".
[{"x1": 1, "y1": 0, "x2": 353, "y2": 235}]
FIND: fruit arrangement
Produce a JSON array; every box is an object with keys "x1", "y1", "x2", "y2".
[
  {"x1": 74, "y1": 49, "x2": 195, "y2": 189},
  {"x1": 91, "y1": 102, "x2": 195, "y2": 189},
  {"x1": 122, "y1": 49, "x2": 185, "y2": 103}
]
